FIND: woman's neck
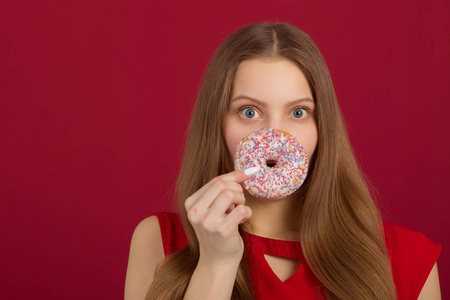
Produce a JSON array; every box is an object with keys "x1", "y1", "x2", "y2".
[{"x1": 243, "y1": 191, "x2": 300, "y2": 241}]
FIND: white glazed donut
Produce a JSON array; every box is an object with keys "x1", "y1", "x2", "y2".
[{"x1": 234, "y1": 128, "x2": 309, "y2": 198}]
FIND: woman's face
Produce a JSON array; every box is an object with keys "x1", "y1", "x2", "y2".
[{"x1": 224, "y1": 58, "x2": 318, "y2": 163}]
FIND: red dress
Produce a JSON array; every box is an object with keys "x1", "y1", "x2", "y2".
[{"x1": 154, "y1": 212, "x2": 441, "y2": 299}]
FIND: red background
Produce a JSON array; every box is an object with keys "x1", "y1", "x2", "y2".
[{"x1": 1, "y1": 1, "x2": 448, "y2": 298}]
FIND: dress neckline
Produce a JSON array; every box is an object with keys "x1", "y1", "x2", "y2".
[{"x1": 243, "y1": 230, "x2": 303, "y2": 259}]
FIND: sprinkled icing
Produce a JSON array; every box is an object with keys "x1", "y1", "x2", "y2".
[{"x1": 234, "y1": 128, "x2": 309, "y2": 198}]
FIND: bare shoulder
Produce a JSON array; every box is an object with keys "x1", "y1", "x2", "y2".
[
  {"x1": 125, "y1": 216, "x2": 165, "y2": 300},
  {"x1": 418, "y1": 263, "x2": 441, "y2": 299}
]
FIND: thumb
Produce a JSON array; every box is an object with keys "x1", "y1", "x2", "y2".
[{"x1": 218, "y1": 167, "x2": 260, "y2": 183}]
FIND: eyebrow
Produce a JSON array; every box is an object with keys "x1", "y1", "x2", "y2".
[{"x1": 230, "y1": 95, "x2": 314, "y2": 107}]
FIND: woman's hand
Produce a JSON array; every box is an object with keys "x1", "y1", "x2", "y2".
[{"x1": 184, "y1": 167, "x2": 259, "y2": 268}]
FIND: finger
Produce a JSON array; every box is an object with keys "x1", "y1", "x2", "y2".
[
  {"x1": 217, "y1": 167, "x2": 260, "y2": 183},
  {"x1": 225, "y1": 203, "x2": 235, "y2": 214},
  {"x1": 201, "y1": 167, "x2": 258, "y2": 201},
  {"x1": 185, "y1": 179, "x2": 242, "y2": 211},
  {"x1": 187, "y1": 182, "x2": 244, "y2": 224},
  {"x1": 185, "y1": 167, "x2": 258, "y2": 214},
  {"x1": 207, "y1": 190, "x2": 245, "y2": 217},
  {"x1": 223, "y1": 204, "x2": 252, "y2": 227},
  {"x1": 184, "y1": 179, "x2": 220, "y2": 211}
]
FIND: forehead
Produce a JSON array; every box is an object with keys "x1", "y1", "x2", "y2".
[{"x1": 231, "y1": 58, "x2": 313, "y2": 101}]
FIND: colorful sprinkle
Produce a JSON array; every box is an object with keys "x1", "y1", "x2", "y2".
[{"x1": 234, "y1": 128, "x2": 309, "y2": 198}]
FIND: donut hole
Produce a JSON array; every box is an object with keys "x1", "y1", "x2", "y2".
[{"x1": 266, "y1": 159, "x2": 277, "y2": 168}]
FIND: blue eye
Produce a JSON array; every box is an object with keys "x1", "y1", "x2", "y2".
[
  {"x1": 291, "y1": 108, "x2": 307, "y2": 119},
  {"x1": 240, "y1": 107, "x2": 260, "y2": 119}
]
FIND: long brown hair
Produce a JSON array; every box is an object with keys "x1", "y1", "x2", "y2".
[{"x1": 147, "y1": 22, "x2": 396, "y2": 299}]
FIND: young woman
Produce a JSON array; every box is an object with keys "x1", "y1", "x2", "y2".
[{"x1": 125, "y1": 22, "x2": 441, "y2": 299}]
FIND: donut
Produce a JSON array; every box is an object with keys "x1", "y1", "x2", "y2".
[{"x1": 234, "y1": 128, "x2": 309, "y2": 198}]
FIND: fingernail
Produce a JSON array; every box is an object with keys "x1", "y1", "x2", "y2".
[{"x1": 244, "y1": 167, "x2": 260, "y2": 176}]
